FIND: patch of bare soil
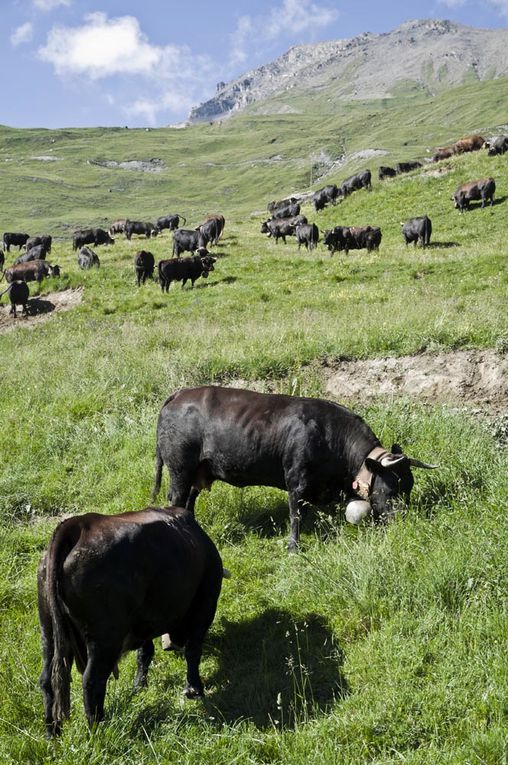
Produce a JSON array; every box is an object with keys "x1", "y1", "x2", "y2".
[
  {"x1": 324, "y1": 349, "x2": 508, "y2": 411},
  {"x1": 0, "y1": 288, "x2": 83, "y2": 334}
]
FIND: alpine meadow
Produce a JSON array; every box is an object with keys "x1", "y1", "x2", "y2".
[{"x1": 1, "y1": 27, "x2": 508, "y2": 764}]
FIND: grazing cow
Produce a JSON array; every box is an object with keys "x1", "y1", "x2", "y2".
[
  {"x1": 395, "y1": 161, "x2": 422, "y2": 174},
  {"x1": 0, "y1": 281, "x2": 30, "y2": 317},
  {"x1": 432, "y1": 147, "x2": 454, "y2": 163},
  {"x1": 4, "y1": 260, "x2": 60, "y2": 284},
  {"x1": 172, "y1": 228, "x2": 209, "y2": 257},
  {"x1": 198, "y1": 215, "x2": 225, "y2": 246},
  {"x1": 323, "y1": 226, "x2": 381, "y2": 255},
  {"x1": 78, "y1": 247, "x2": 100, "y2": 269},
  {"x1": 158, "y1": 253, "x2": 216, "y2": 291},
  {"x1": 14, "y1": 245, "x2": 47, "y2": 265},
  {"x1": 0, "y1": 249, "x2": 4, "y2": 272},
  {"x1": 453, "y1": 135, "x2": 485, "y2": 155},
  {"x1": 152, "y1": 386, "x2": 436, "y2": 550},
  {"x1": 486, "y1": 135, "x2": 508, "y2": 156},
  {"x1": 453, "y1": 178, "x2": 495, "y2": 213},
  {"x1": 3, "y1": 232, "x2": 30, "y2": 252},
  {"x1": 260, "y1": 215, "x2": 307, "y2": 244},
  {"x1": 401, "y1": 216, "x2": 432, "y2": 248},
  {"x1": 272, "y1": 203, "x2": 301, "y2": 220},
  {"x1": 134, "y1": 250, "x2": 155, "y2": 285},
  {"x1": 267, "y1": 197, "x2": 298, "y2": 213},
  {"x1": 378, "y1": 166, "x2": 397, "y2": 180},
  {"x1": 155, "y1": 214, "x2": 187, "y2": 233},
  {"x1": 109, "y1": 220, "x2": 127, "y2": 236},
  {"x1": 73, "y1": 228, "x2": 114, "y2": 251},
  {"x1": 26, "y1": 235, "x2": 52, "y2": 255},
  {"x1": 338, "y1": 170, "x2": 372, "y2": 198},
  {"x1": 295, "y1": 223, "x2": 319, "y2": 251},
  {"x1": 124, "y1": 221, "x2": 158, "y2": 240},
  {"x1": 37, "y1": 505, "x2": 224, "y2": 736},
  {"x1": 312, "y1": 185, "x2": 339, "y2": 212}
]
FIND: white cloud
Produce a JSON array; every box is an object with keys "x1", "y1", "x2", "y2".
[
  {"x1": 11, "y1": 22, "x2": 34, "y2": 47},
  {"x1": 230, "y1": 0, "x2": 339, "y2": 68},
  {"x1": 33, "y1": 0, "x2": 72, "y2": 10}
]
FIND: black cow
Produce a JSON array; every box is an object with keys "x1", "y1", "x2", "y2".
[
  {"x1": 4, "y1": 260, "x2": 60, "y2": 283},
  {"x1": 323, "y1": 226, "x2": 381, "y2": 254},
  {"x1": 26, "y1": 235, "x2": 52, "y2": 255},
  {"x1": 134, "y1": 250, "x2": 155, "y2": 285},
  {"x1": 14, "y1": 245, "x2": 47, "y2": 265},
  {"x1": 338, "y1": 170, "x2": 372, "y2": 198},
  {"x1": 172, "y1": 229, "x2": 209, "y2": 257},
  {"x1": 37, "y1": 506, "x2": 224, "y2": 736},
  {"x1": 73, "y1": 228, "x2": 114, "y2": 251},
  {"x1": 401, "y1": 216, "x2": 432, "y2": 248},
  {"x1": 0, "y1": 249, "x2": 4, "y2": 272},
  {"x1": 3, "y1": 232, "x2": 30, "y2": 252},
  {"x1": 158, "y1": 253, "x2": 216, "y2": 291},
  {"x1": 267, "y1": 197, "x2": 298, "y2": 213},
  {"x1": 395, "y1": 161, "x2": 422, "y2": 174},
  {"x1": 260, "y1": 215, "x2": 307, "y2": 244},
  {"x1": 378, "y1": 166, "x2": 397, "y2": 180},
  {"x1": 486, "y1": 136, "x2": 508, "y2": 156},
  {"x1": 272, "y1": 203, "x2": 301, "y2": 220},
  {"x1": 125, "y1": 221, "x2": 158, "y2": 240},
  {"x1": 295, "y1": 223, "x2": 319, "y2": 250},
  {"x1": 78, "y1": 246, "x2": 100, "y2": 269},
  {"x1": 152, "y1": 386, "x2": 436, "y2": 550},
  {"x1": 155, "y1": 214, "x2": 187, "y2": 233},
  {"x1": 0, "y1": 280, "x2": 30, "y2": 317},
  {"x1": 453, "y1": 178, "x2": 495, "y2": 213},
  {"x1": 198, "y1": 215, "x2": 225, "y2": 246},
  {"x1": 312, "y1": 185, "x2": 339, "y2": 212}
]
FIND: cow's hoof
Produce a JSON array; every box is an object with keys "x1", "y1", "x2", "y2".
[
  {"x1": 183, "y1": 685, "x2": 204, "y2": 699},
  {"x1": 287, "y1": 541, "x2": 299, "y2": 553}
]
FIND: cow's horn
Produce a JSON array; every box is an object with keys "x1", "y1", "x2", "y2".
[
  {"x1": 380, "y1": 454, "x2": 406, "y2": 468},
  {"x1": 408, "y1": 458, "x2": 438, "y2": 469}
]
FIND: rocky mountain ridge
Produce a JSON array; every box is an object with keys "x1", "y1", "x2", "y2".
[{"x1": 188, "y1": 19, "x2": 508, "y2": 123}]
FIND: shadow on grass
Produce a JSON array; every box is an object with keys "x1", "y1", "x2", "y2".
[
  {"x1": 427, "y1": 241, "x2": 460, "y2": 249},
  {"x1": 195, "y1": 276, "x2": 237, "y2": 289},
  {"x1": 28, "y1": 297, "x2": 55, "y2": 315},
  {"x1": 460, "y1": 196, "x2": 506, "y2": 211}
]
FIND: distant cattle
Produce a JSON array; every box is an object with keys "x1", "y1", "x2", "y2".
[
  {"x1": 271, "y1": 203, "x2": 301, "y2": 220},
  {"x1": 26, "y1": 235, "x2": 52, "y2": 255},
  {"x1": 401, "y1": 216, "x2": 432, "y2": 248},
  {"x1": 124, "y1": 221, "x2": 158, "y2": 240},
  {"x1": 378, "y1": 166, "x2": 397, "y2": 180},
  {"x1": 4, "y1": 260, "x2": 60, "y2": 284},
  {"x1": 109, "y1": 220, "x2": 127, "y2": 236},
  {"x1": 158, "y1": 253, "x2": 216, "y2": 291},
  {"x1": 0, "y1": 280, "x2": 30, "y2": 317},
  {"x1": 323, "y1": 226, "x2": 381, "y2": 255},
  {"x1": 338, "y1": 170, "x2": 372, "y2": 198},
  {"x1": 267, "y1": 197, "x2": 298, "y2": 213},
  {"x1": 3, "y1": 232, "x2": 30, "y2": 252},
  {"x1": 73, "y1": 228, "x2": 114, "y2": 250},
  {"x1": 134, "y1": 250, "x2": 155, "y2": 285},
  {"x1": 453, "y1": 177, "x2": 495, "y2": 213},
  {"x1": 78, "y1": 246, "x2": 100, "y2": 269},
  {"x1": 432, "y1": 147, "x2": 454, "y2": 163},
  {"x1": 0, "y1": 250, "x2": 4, "y2": 271},
  {"x1": 260, "y1": 215, "x2": 307, "y2": 244},
  {"x1": 155, "y1": 214, "x2": 186, "y2": 233},
  {"x1": 312, "y1": 185, "x2": 339, "y2": 212},
  {"x1": 14, "y1": 245, "x2": 47, "y2": 264},
  {"x1": 453, "y1": 135, "x2": 485, "y2": 155},
  {"x1": 198, "y1": 215, "x2": 225, "y2": 246},
  {"x1": 395, "y1": 161, "x2": 422, "y2": 174},
  {"x1": 295, "y1": 223, "x2": 319, "y2": 251},
  {"x1": 486, "y1": 135, "x2": 508, "y2": 156},
  {"x1": 37, "y1": 506, "x2": 224, "y2": 735},
  {"x1": 172, "y1": 228, "x2": 209, "y2": 257}
]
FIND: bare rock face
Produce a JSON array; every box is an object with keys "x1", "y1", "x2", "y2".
[{"x1": 188, "y1": 20, "x2": 508, "y2": 123}]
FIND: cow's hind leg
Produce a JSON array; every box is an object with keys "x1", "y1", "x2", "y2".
[
  {"x1": 134, "y1": 640, "x2": 154, "y2": 689},
  {"x1": 82, "y1": 644, "x2": 119, "y2": 729},
  {"x1": 286, "y1": 485, "x2": 309, "y2": 552},
  {"x1": 39, "y1": 622, "x2": 60, "y2": 737}
]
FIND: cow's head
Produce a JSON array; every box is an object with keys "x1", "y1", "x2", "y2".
[
  {"x1": 260, "y1": 221, "x2": 270, "y2": 235},
  {"x1": 150, "y1": 229, "x2": 159, "y2": 238},
  {"x1": 348, "y1": 444, "x2": 436, "y2": 524}
]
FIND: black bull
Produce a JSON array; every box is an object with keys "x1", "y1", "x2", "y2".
[
  {"x1": 152, "y1": 386, "x2": 435, "y2": 550},
  {"x1": 38, "y1": 506, "x2": 223, "y2": 736}
]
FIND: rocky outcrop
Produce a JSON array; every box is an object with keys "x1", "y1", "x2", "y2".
[{"x1": 188, "y1": 20, "x2": 508, "y2": 123}]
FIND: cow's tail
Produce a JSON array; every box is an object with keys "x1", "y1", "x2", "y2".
[
  {"x1": 0, "y1": 270, "x2": 5, "y2": 283},
  {"x1": 46, "y1": 521, "x2": 80, "y2": 725},
  {"x1": 151, "y1": 444, "x2": 164, "y2": 502},
  {"x1": 0, "y1": 283, "x2": 11, "y2": 299},
  {"x1": 177, "y1": 214, "x2": 187, "y2": 226}
]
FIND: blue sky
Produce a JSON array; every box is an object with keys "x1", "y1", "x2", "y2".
[{"x1": 2, "y1": 0, "x2": 507, "y2": 128}]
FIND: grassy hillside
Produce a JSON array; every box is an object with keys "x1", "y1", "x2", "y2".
[{"x1": 0, "y1": 92, "x2": 507, "y2": 763}]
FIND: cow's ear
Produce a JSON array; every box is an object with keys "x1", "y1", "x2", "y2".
[
  {"x1": 365, "y1": 457, "x2": 385, "y2": 475},
  {"x1": 391, "y1": 443, "x2": 403, "y2": 455}
]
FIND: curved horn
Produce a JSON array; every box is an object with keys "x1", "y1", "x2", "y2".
[
  {"x1": 408, "y1": 458, "x2": 438, "y2": 469},
  {"x1": 380, "y1": 454, "x2": 406, "y2": 468}
]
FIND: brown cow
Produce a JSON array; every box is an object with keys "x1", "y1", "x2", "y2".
[
  {"x1": 4, "y1": 260, "x2": 60, "y2": 283},
  {"x1": 453, "y1": 177, "x2": 495, "y2": 213},
  {"x1": 109, "y1": 219, "x2": 127, "y2": 235},
  {"x1": 452, "y1": 135, "x2": 485, "y2": 155}
]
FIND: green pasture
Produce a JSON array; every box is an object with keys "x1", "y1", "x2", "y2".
[{"x1": 0, "y1": 85, "x2": 507, "y2": 763}]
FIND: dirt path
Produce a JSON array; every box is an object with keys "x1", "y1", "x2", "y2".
[{"x1": 0, "y1": 288, "x2": 83, "y2": 334}]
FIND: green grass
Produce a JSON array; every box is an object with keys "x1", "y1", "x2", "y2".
[{"x1": 0, "y1": 86, "x2": 508, "y2": 763}]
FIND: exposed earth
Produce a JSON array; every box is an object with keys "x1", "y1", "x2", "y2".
[{"x1": 0, "y1": 288, "x2": 83, "y2": 333}]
